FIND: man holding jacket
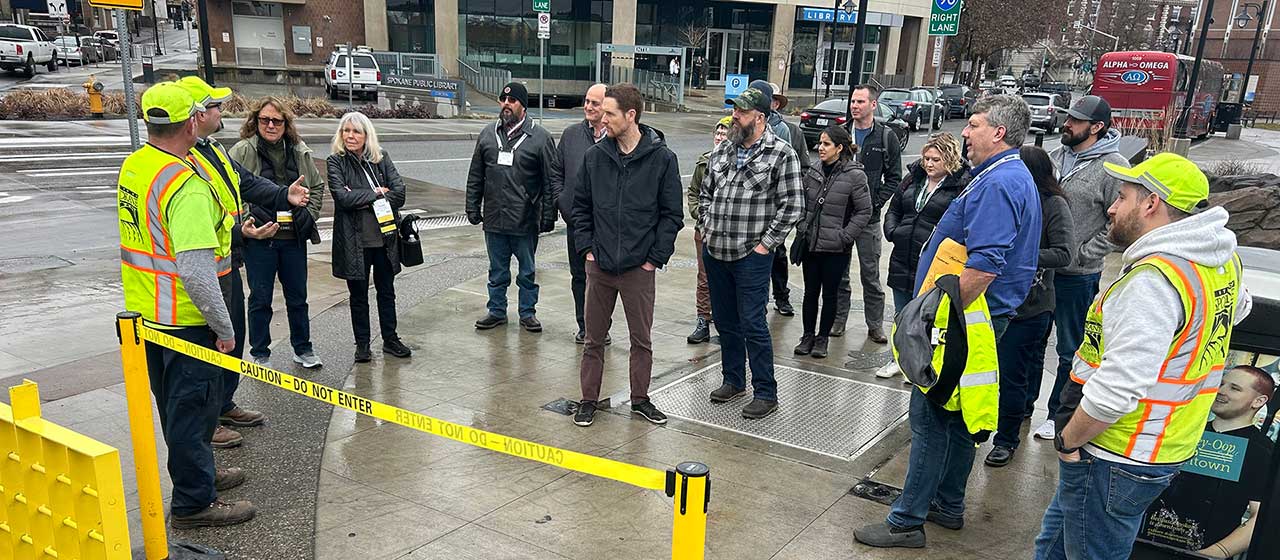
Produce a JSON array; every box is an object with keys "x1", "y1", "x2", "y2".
[
  {"x1": 466, "y1": 82, "x2": 558, "y2": 333},
  {"x1": 570, "y1": 84, "x2": 683, "y2": 427}
]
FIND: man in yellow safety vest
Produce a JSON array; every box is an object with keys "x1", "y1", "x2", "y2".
[
  {"x1": 1035, "y1": 152, "x2": 1253, "y2": 560},
  {"x1": 117, "y1": 82, "x2": 257, "y2": 528}
]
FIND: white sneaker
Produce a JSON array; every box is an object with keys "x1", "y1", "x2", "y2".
[
  {"x1": 1033, "y1": 419, "x2": 1056, "y2": 440},
  {"x1": 875, "y1": 361, "x2": 901, "y2": 379},
  {"x1": 293, "y1": 352, "x2": 323, "y2": 369}
]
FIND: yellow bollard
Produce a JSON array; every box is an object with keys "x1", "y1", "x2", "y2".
[
  {"x1": 115, "y1": 312, "x2": 169, "y2": 560},
  {"x1": 670, "y1": 462, "x2": 710, "y2": 560}
]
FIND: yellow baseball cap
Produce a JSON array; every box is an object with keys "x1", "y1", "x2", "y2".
[
  {"x1": 716, "y1": 115, "x2": 732, "y2": 129},
  {"x1": 176, "y1": 75, "x2": 233, "y2": 106},
  {"x1": 1103, "y1": 152, "x2": 1209, "y2": 214},
  {"x1": 141, "y1": 82, "x2": 203, "y2": 124}
]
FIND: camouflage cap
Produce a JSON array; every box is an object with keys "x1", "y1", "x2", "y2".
[{"x1": 727, "y1": 88, "x2": 770, "y2": 114}]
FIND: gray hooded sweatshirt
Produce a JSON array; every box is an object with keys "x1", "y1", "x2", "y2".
[
  {"x1": 1077, "y1": 207, "x2": 1252, "y2": 462},
  {"x1": 1051, "y1": 129, "x2": 1129, "y2": 276}
]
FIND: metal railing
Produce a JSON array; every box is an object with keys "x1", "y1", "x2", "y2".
[
  {"x1": 458, "y1": 57, "x2": 513, "y2": 99},
  {"x1": 372, "y1": 51, "x2": 441, "y2": 78},
  {"x1": 607, "y1": 65, "x2": 681, "y2": 106}
]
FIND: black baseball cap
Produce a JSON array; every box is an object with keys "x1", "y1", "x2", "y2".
[{"x1": 1066, "y1": 95, "x2": 1112, "y2": 126}]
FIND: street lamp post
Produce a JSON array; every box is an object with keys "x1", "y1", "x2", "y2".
[
  {"x1": 1176, "y1": 0, "x2": 1216, "y2": 139},
  {"x1": 1235, "y1": 1, "x2": 1268, "y2": 107}
]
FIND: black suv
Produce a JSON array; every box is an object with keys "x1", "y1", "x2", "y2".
[{"x1": 939, "y1": 84, "x2": 977, "y2": 118}]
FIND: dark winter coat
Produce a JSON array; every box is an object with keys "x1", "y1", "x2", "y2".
[
  {"x1": 883, "y1": 162, "x2": 971, "y2": 293},
  {"x1": 326, "y1": 149, "x2": 406, "y2": 280},
  {"x1": 465, "y1": 118, "x2": 558, "y2": 235},
  {"x1": 848, "y1": 120, "x2": 904, "y2": 212},
  {"x1": 796, "y1": 158, "x2": 872, "y2": 254},
  {"x1": 1014, "y1": 192, "x2": 1076, "y2": 318},
  {"x1": 571, "y1": 124, "x2": 684, "y2": 275},
  {"x1": 551, "y1": 119, "x2": 604, "y2": 228}
]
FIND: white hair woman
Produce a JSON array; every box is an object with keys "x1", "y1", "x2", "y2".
[{"x1": 326, "y1": 111, "x2": 411, "y2": 362}]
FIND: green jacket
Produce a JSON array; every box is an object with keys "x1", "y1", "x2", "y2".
[
  {"x1": 687, "y1": 150, "x2": 712, "y2": 225},
  {"x1": 227, "y1": 135, "x2": 326, "y2": 222}
]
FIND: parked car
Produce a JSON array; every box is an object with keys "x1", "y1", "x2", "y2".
[
  {"x1": 878, "y1": 87, "x2": 944, "y2": 131},
  {"x1": 940, "y1": 84, "x2": 978, "y2": 118},
  {"x1": 1022, "y1": 92, "x2": 1069, "y2": 133},
  {"x1": 1020, "y1": 73, "x2": 1042, "y2": 91},
  {"x1": 85, "y1": 37, "x2": 117, "y2": 61},
  {"x1": 53, "y1": 36, "x2": 100, "y2": 66},
  {"x1": 998, "y1": 74, "x2": 1018, "y2": 93},
  {"x1": 1039, "y1": 81, "x2": 1072, "y2": 99},
  {"x1": 0, "y1": 23, "x2": 57, "y2": 76},
  {"x1": 325, "y1": 45, "x2": 381, "y2": 102},
  {"x1": 92, "y1": 30, "x2": 119, "y2": 49},
  {"x1": 798, "y1": 98, "x2": 910, "y2": 153}
]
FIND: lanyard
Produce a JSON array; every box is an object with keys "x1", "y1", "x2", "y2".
[
  {"x1": 956, "y1": 153, "x2": 1019, "y2": 201},
  {"x1": 495, "y1": 125, "x2": 531, "y2": 153},
  {"x1": 915, "y1": 177, "x2": 941, "y2": 212},
  {"x1": 357, "y1": 159, "x2": 380, "y2": 191}
]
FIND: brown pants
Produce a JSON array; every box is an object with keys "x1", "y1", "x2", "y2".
[
  {"x1": 580, "y1": 260, "x2": 656, "y2": 402},
  {"x1": 694, "y1": 231, "x2": 711, "y2": 320}
]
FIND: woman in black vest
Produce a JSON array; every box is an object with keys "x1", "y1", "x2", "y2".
[{"x1": 792, "y1": 125, "x2": 872, "y2": 359}]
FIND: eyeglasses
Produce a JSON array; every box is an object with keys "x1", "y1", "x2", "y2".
[
  {"x1": 258, "y1": 116, "x2": 285, "y2": 127},
  {"x1": 205, "y1": 102, "x2": 222, "y2": 111}
]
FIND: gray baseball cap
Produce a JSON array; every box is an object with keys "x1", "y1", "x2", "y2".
[{"x1": 1066, "y1": 95, "x2": 1112, "y2": 125}]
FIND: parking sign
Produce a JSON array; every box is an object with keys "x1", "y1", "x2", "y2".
[{"x1": 724, "y1": 74, "x2": 749, "y2": 109}]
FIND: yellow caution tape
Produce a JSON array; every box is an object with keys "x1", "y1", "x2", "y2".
[{"x1": 139, "y1": 326, "x2": 669, "y2": 491}]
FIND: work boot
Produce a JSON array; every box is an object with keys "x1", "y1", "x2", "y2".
[
  {"x1": 709, "y1": 383, "x2": 747, "y2": 403},
  {"x1": 794, "y1": 334, "x2": 815, "y2": 356},
  {"x1": 383, "y1": 337, "x2": 412, "y2": 358},
  {"x1": 984, "y1": 446, "x2": 1015, "y2": 468},
  {"x1": 219, "y1": 406, "x2": 265, "y2": 427},
  {"x1": 810, "y1": 336, "x2": 829, "y2": 359},
  {"x1": 354, "y1": 343, "x2": 372, "y2": 363},
  {"x1": 926, "y1": 504, "x2": 965, "y2": 530},
  {"x1": 214, "y1": 467, "x2": 246, "y2": 492},
  {"x1": 741, "y1": 398, "x2": 778, "y2": 419},
  {"x1": 211, "y1": 425, "x2": 242, "y2": 449},
  {"x1": 830, "y1": 323, "x2": 846, "y2": 337},
  {"x1": 687, "y1": 318, "x2": 712, "y2": 344},
  {"x1": 519, "y1": 315, "x2": 543, "y2": 333},
  {"x1": 170, "y1": 499, "x2": 257, "y2": 529},
  {"x1": 573, "y1": 400, "x2": 597, "y2": 427},
  {"x1": 775, "y1": 298, "x2": 795, "y2": 316},
  {"x1": 631, "y1": 400, "x2": 668, "y2": 425},
  {"x1": 868, "y1": 326, "x2": 888, "y2": 344},
  {"x1": 853, "y1": 521, "x2": 926, "y2": 548},
  {"x1": 475, "y1": 313, "x2": 507, "y2": 330}
]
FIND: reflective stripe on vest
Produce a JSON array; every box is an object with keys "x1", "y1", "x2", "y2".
[
  {"x1": 187, "y1": 141, "x2": 237, "y2": 276},
  {"x1": 917, "y1": 292, "x2": 1001, "y2": 435},
  {"x1": 1070, "y1": 253, "x2": 1242, "y2": 464}
]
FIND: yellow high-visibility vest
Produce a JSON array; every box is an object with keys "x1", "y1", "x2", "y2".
[
  {"x1": 187, "y1": 138, "x2": 241, "y2": 275},
  {"x1": 117, "y1": 144, "x2": 232, "y2": 326},
  {"x1": 1071, "y1": 253, "x2": 1243, "y2": 464}
]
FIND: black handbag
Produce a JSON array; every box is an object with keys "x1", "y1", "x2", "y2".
[{"x1": 398, "y1": 215, "x2": 424, "y2": 267}]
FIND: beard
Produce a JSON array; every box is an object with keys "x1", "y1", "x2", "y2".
[
  {"x1": 729, "y1": 121, "x2": 754, "y2": 146},
  {"x1": 1061, "y1": 127, "x2": 1089, "y2": 148},
  {"x1": 1107, "y1": 208, "x2": 1142, "y2": 248},
  {"x1": 499, "y1": 107, "x2": 521, "y2": 126}
]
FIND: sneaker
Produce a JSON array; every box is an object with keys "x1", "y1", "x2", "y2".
[
  {"x1": 926, "y1": 504, "x2": 965, "y2": 530},
  {"x1": 383, "y1": 338, "x2": 412, "y2": 358},
  {"x1": 830, "y1": 323, "x2": 846, "y2": 338},
  {"x1": 775, "y1": 299, "x2": 795, "y2": 316},
  {"x1": 687, "y1": 318, "x2": 711, "y2": 344},
  {"x1": 475, "y1": 314, "x2": 507, "y2": 330},
  {"x1": 631, "y1": 400, "x2": 668, "y2": 425},
  {"x1": 794, "y1": 334, "x2": 815, "y2": 356},
  {"x1": 219, "y1": 406, "x2": 265, "y2": 427},
  {"x1": 211, "y1": 425, "x2": 243, "y2": 449},
  {"x1": 709, "y1": 383, "x2": 747, "y2": 403},
  {"x1": 292, "y1": 351, "x2": 323, "y2": 369},
  {"x1": 741, "y1": 398, "x2": 778, "y2": 419},
  {"x1": 984, "y1": 446, "x2": 1015, "y2": 467},
  {"x1": 1033, "y1": 419, "x2": 1057, "y2": 440},
  {"x1": 249, "y1": 354, "x2": 270, "y2": 366},
  {"x1": 875, "y1": 361, "x2": 901, "y2": 379},
  {"x1": 810, "y1": 336, "x2": 829, "y2": 359},
  {"x1": 573, "y1": 400, "x2": 597, "y2": 427},
  {"x1": 868, "y1": 326, "x2": 888, "y2": 344},
  {"x1": 853, "y1": 521, "x2": 926, "y2": 548},
  {"x1": 214, "y1": 467, "x2": 246, "y2": 491},
  {"x1": 520, "y1": 315, "x2": 543, "y2": 333},
  {"x1": 575, "y1": 330, "x2": 586, "y2": 344},
  {"x1": 354, "y1": 343, "x2": 372, "y2": 363},
  {"x1": 170, "y1": 499, "x2": 257, "y2": 529}
]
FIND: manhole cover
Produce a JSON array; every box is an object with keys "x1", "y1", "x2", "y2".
[
  {"x1": 849, "y1": 478, "x2": 902, "y2": 507},
  {"x1": 844, "y1": 350, "x2": 893, "y2": 371},
  {"x1": 0, "y1": 255, "x2": 74, "y2": 274}
]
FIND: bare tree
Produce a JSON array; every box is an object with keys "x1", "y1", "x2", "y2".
[
  {"x1": 955, "y1": 0, "x2": 1070, "y2": 86},
  {"x1": 678, "y1": 23, "x2": 709, "y2": 53},
  {"x1": 772, "y1": 30, "x2": 816, "y2": 94}
]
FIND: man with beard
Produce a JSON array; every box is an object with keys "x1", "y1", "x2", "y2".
[
  {"x1": 1035, "y1": 152, "x2": 1252, "y2": 560},
  {"x1": 1140, "y1": 366, "x2": 1274, "y2": 558},
  {"x1": 698, "y1": 87, "x2": 804, "y2": 420},
  {"x1": 551, "y1": 83, "x2": 613, "y2": 344},
  {"x1": 570, "y1": 84, "x2": 683, "y2": 427},
  {"x1": 176, "y1": 76, "x2": 310, "y2": 449},
  {"x1": 467, "y1": 82, "x2": 558, "y2": 333},
  {"x1": 1033, "y1": 95, "x2": 1130, "y2": 442}
]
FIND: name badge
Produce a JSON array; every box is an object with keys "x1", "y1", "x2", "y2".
[
  {"x1": 497, "y1": 151, "x2": 514, "y2": 166},
  {"x1": 373, "y1": 198, "x2": 397, "y2": 234},
  {"x1": 276, "y1": 210, "x2": 293, "y2": 232}
]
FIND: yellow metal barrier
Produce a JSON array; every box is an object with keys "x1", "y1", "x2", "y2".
[
  {"x1": 116, "y1": 312, "x2": 711, "y2": 559},
  {"x1": 0, "y1": 380, "x2": 131, "y2": 560}
]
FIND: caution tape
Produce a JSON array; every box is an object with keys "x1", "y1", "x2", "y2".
[{"x1": 139, "y1": 326, "x2": 669, "y2": 491}]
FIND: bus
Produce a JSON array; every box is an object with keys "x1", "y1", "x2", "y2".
[{"x1": 1092, "y1": 51, "x2": 1224, "y2": 139}]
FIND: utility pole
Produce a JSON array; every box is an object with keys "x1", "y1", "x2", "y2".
[
  {"x1": 847, "y1": 0, "x2": 869, "y2": 125},
  {"x1": 1176, "y1": 0, "x2": 1216, "y2": 139},
  {"x1": 196, "y1": 0, "x2": 213, "y2": 84},
  {"x1": 1238, "y1": 0, "x2": 1268, "y2": 106},
  {"x1": 151, "y1": 0, "x2": 162, "y2": 56},
  {"x1": 823, "y1": 0, "x2": 839, "y2": 100}
]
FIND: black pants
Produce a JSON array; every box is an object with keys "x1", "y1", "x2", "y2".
[
  {"x1": 219, "y1": 265, "x2": 246, "y2": 416},
  {"x1": 566, "y1": 225, "x2": 587, "y2": 332},
  {"x1": 771, "y1": 244, "x2": 791, "y2": 303},
  {"x1": 145, "y1": 325, "x2": 223, "y2": 516},
  {"x1": 802, "y1": 252, "x2": 851, "y2": 337},
  {"x1": 347, "y1": 247, "x2": 398, "y2": 345}
]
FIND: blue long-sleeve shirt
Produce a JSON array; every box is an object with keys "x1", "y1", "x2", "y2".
[{"x1": 914, "y1": 148, "x2": 1042, "y2": 318}]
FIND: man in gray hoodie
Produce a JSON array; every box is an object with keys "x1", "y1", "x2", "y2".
[
  {"x1": 1036, "y1": 152, "x2": 1251, "y2": 560},
  {"x1": 1033, "y1": 96, "x2": 1129, "y2": 441}
]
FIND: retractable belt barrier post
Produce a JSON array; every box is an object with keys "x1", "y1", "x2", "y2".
[{"x1": 115, "y1": 312, "x2": 711, "y2": 559}]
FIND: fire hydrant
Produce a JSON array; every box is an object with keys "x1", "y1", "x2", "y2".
[{"x1": 84, "y1": 75, "x2": 104, "y2": 118}]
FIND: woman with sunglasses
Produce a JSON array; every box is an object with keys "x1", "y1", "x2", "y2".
[{"x1": 228, "y1": 97, "x2": 327, "y2": 368}]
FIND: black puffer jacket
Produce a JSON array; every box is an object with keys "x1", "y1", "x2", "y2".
[
  {"x1": 797, "y1": 158, "x2": 872, "y2": 254},
  {"x1": 1015, "y1": 192, "x2": 1076, "y2": 318},
  {"x1": 465, "y1": 118, "x2": 558, "y2": 235},
  {"x1": 883, "y1": 162, "x2": 971, "y2": 293},
  {"x1": 327, "y1": 149, "x2": 406, "y2": 280}
]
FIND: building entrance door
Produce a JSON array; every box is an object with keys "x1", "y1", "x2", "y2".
[
  {"x1": 705, "y1": 29, "x2": 744, "y2": 86},
  {"x1": 815, "y1": 44, "x2": 880, "y2": 91}
]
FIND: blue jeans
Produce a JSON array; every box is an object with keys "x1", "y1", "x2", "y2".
[
  {"x1": 891, "y1": 287, "x2": 913, "y2": 316},
  {"x1": 994, "y1": 311, "x2": 1054, "y2": 449},
  {"x1": 1035, "y1": 452, "x2": 1180, "y2": 560},
  {"x1": 1049, "y1": 273, "x2": 1101, "y2": 417},
  {"x1": 485, "y1": 232, "x2": 539, "y2": 319},
  {"x1": 145, "y1": 325, "x2": 223, "y2": 516},
  {"x1": 243, "y1": 239, "x2": 312, "y2": 359},
  {"x1": 705, "y1": 248, "x2": 777, "y2": 401}
]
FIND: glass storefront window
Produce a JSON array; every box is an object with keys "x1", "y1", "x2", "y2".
[
  {"x1": 387, "y1": 0, "x2": 435, "y2": 53},
  {"x1": 232, "y1": 1, "x2": 282, "y2": 17},
  {"x1": 636, "y1": 1, "x2": 773, "y2": 84},
  {"x1": 459, "y1": 0, "x2": 612, "y2": 80}
]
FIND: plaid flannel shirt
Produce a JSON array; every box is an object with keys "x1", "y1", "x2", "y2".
[{"x1": 697, "y1": 127, "x2": 805, "y2": 261}]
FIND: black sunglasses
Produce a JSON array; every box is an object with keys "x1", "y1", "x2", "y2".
[{"x1": 257, "y1": 116, "x2": 286, "y2": 127}]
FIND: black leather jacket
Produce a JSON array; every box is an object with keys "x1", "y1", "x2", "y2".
[
  {"x1": 465, "y1": 118, "x2": 558, "y2": 235},
  {"x1": 326, "y1": 149, "x2": 406, "y2": 280}
]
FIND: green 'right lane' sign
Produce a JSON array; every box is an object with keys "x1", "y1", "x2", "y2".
[
  {"x1": 929, "y1": 0, "x2": 962, "y2": 36},
  {"x1": 534, "y1": 0, "x2": 550, "y2": 13}
]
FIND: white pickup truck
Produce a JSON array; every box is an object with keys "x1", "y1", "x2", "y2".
[{"x1": 0, "y1": 23, "x2": 58, "y2": 76}]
